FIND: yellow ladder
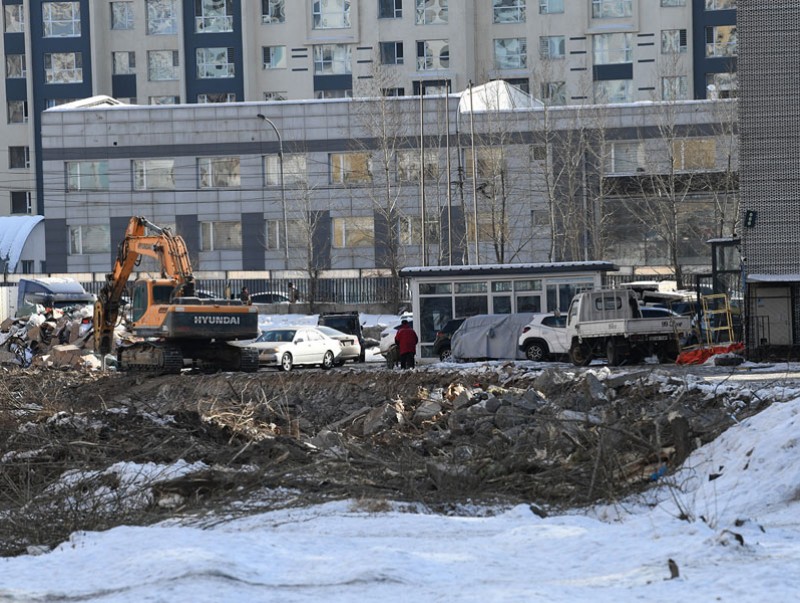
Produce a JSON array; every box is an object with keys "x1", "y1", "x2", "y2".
[{"x1": 701, "y1": 293, "x2": 735, "y2": 346}]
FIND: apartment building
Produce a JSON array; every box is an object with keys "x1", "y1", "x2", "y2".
[{"x1": 3, "y1": 0, "x2": 736, "y2": 224}]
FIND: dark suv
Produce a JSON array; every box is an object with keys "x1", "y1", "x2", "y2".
[
  {"x1": 317, "y1": 312, "x2": 366, "y2": 362},
  {"x1": 432, "y1": 318, "x2": 465, "y2": 361}
]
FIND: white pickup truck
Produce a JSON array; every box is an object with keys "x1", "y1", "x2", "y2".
[{"x1": 566, "y1": 289, "x2": 691, "y2": 366}]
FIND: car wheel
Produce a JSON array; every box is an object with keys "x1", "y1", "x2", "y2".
[
  {"x1": 322, "y1": 350, "x2": 334, "y2": 370},
  {"x1": 524, "y1": 340, "x2": 548, "y2": 362},
  {"x1": 280, "y1": 352, "x2": 293, "y2": 372},
  {"x1": 439, "y1": 347, "x2": 453, "y2": 362}
]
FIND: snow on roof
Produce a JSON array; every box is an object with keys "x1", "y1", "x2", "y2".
[
  {"x1": 0, "y1": 215, "x2": 43, "y2": 272},
  {"x1": 400, "y1": 261, "x2": 618, "y2": 278},
  {"x1": 458, "y1": 80, "x2": 543, "y2": 113},
  {"x1": 45, "y1": 95, "x2": 128, "y2": 110}
]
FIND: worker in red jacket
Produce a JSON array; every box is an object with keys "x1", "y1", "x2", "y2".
[{"x1": 394, "y1": 319, "x2": 419, "y2": 369}]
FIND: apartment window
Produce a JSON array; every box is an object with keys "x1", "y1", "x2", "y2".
[
  {"x1": 380, "y1": 42, "x2": 404, "y2": 65},
  {"x1": 541, "y1": 81, "x2": 566, "y2": 105},
  {"x1": 43, "y1": 2, "x2": 80, "y2": 37},
  {"x1": 313, "y1": 44, "x2": 352, "y2": 74},
  {"x1": 70, "y1": 225, "x2": 111, "y2": 255},
  {"x1": 265, "y1": 155, "x2": 307, "y2": 186},
  {"x1": 592, "y1": 0, "x2": 632, "y2": 18},
  {"x1": 330, "y1": 153, "x2": 372, "y2": 184},
  {"x1": 111, "y1": 2, "x2": 134, "y2": 29},
  {"x1": 706, "y1": 26, "x2": 737, "y2": 57},
  {"x1": 539, "y1": 0, "x2": 563, "y2": 14},
  {"x1": 397, "y1": 150, "x2": 440, "y2": 182},
  {"x1": 705, "y1": 0, "x2": 735, "y2": 9},
  {"x1": 149, "y1": 95, "x2": 180, "y2": 104},
  {"x1": 539, "y1": 35, "x2": 565, "y2": 60},
  {"x1": 11, "y1": 191, "x2": 32, "y2": 214},
  {"x1": 530, "y1": 144, "x2": 547, "y2": 161},
  {"x1": 9, "y1": 147, "x2": 30, "y2": 169},
  {"x1": 146, "y1": 0, "x2": 177, "y2": 34},
  {"x1": 504, "y1": 77, "x2": 529, "y2": 93},
  {"x1": 66, "y1": 161, "x2": 109, "y2": 191},
  {"x1": 594, "y1": 79, "x2": 632, "y2": 103},
  {"x1": 333, "y1": 217, "x2": 374, "y2": 248},
  {"x1": 673, "y1": 139, "x2": 715, "y2": 170},
  {"x1": 493, "y1": 0, "x2": 525, "y2": 23},
  {"x1": 466, "y1": 147, "x2": 504, "y2": 180},
  {"x1": 200, "y1": 221, "x2": 242, "y2": 251},
  {"x1": 266, "y1": 219, "x2": 306, "y2": 250},
  {"x1": 264, "y1": 91, "x2": 287, "y2": 101},
  {"x1": 416, "y1": 39, "x2": 449, "y2": 70},
  {"x1": 8, "y1": 101, "x2": 28, "y2": 124},
  {"x1": 315, "y1": 89, "x2": 352, "y2": 99},
  {"x1": 379, "y1": 0, "x2": 402, "y2": 19},
  {"x1": 133, "y1": 159, "x2": 175, "y2": 190},
  {"x1": 494, "y1": 38, "x2": 527, "y2": 70},
  {"x1": 706, "y1": 72, "x2": 737, "y2": 98},
  {"x1": 44, "y1": 53, "x2": 83, "y2": 84},
  {"x1": 262, "y1": 46, "x2": 286, "y2": 69},
  {"x1": 312, "y1": 0, "x2": 350, "y2": 29},
  {"x1": 198, "y1": 93, "x2": 236, "y2": 103},
  {"x1": 382, "y1": 87, "x2": 405, "y2": 96},
  {"x1": 593, "y1": 33, "x2": 632, "y2": 64},
  {"x1": 661, "y1": 29, "x2": 687, "y2": 54},
  {"x1": 261, "y1": 0, "x2": 285, "y2": 23},
  {"x1": 4, "y1": 5, "x2": 24, "y2": 32},
  {"x1": 661, "y1": 75, "x2": 688, "y2": 100},
  {"x1": 199, "y1": 156, "x2": 240, "y2": 188},
  {"x1": 112, "y1": 52, "x2": 136, "y2": 75},
  {"x1": 605, "y1": 141, "x2": 644, "y2": 174},
  {"x1": 195, "y1": 0, "x2": 232, "y2": 32},
  {"x1": 6, "y1": 54, "x2": 26, "y2": 78},
  {"x1": 148, "y1": 50, "x2": 179, "y2": 80},
  {"x1": 416, "y1": 0, "x2": 448, "y2": 24},
  {"x1": 197, "y1": 47, "x2": 235, "y2": 78},
  {"x1": 661, "y1": 0, "x2": 685, "y2": 5}
]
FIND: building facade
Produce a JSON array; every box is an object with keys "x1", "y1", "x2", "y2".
[{"x1": 3, "y1": 0, "x2": 736, "y2": 222}]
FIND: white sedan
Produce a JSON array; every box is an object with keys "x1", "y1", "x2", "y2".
[
  {"x1": 230, "y1": 326, "x2": 342, "y2": 371},
  {"x1": 315, "y1": 325, "x2": 362, "y2": 364}
]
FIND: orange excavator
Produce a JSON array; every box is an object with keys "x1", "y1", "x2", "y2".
[{"x1": 93, "y1": 216, "x2": 259, "y2": 373}]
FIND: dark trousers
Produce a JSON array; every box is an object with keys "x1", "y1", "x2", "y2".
[{"x1": 399, "y1": 352, "x2": 416, "y2": 369}]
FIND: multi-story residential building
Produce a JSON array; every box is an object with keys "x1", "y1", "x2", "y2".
[{"x1": 3, "y1": 0, "x2": 736, "y2": 222}]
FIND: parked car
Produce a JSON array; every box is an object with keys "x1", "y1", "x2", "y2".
[
  {"x1": 249, "y1": 291, "x2": 291, "y2": 304},
  {"x1": 433, "y1": 318, "x2": 466, "y2": 361},
  {"x1": 517, "y1": 313, "x2": 569, "y2": 361},
  {"x1": 316, "y1": 325, "x2": 363, "y2": 364},
  {"x1": 229, "y1": 326, "x2": 341, "y2": 371},
  {"x1": 318, "y1": 312, "x2": 366, "y2": 362},
  {"x1": 379, "y1": 320, "x2": 414, "y2": 368}
]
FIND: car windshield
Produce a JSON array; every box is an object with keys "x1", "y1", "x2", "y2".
[{"x1": 259, "y1": 329, "x2": 296, "y2": 343}]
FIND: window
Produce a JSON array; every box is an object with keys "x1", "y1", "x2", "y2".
[
  {"x1": 4, "y1": 5, "x2": 24, "y2": 32},
  {"x1": 43, "y1": 2, "x2": 80, "y2": 37},
  {"x1": 416, "y1": 0, "x2": 447, "y2": 24},
  {"x1": 532, "y1": 209, "x2": 549, "y2": 228},
  {"x1": 315, "y1": 89, "x2": 352, "y2": 99},
  {"x1": 44, "y1": 53, "x2": 83, "y2": 84},
  {"x1": 261, "y1": 46, "x2": 286, "y2": 70},
  {"x1": 6, "y1": 54, "x2": 26, "y2": 78},
  {"x1": 467, "y1": 212, "x2": 507, "y2": 244},
  {"x1": 199, "y1": 156, "x2": 240, "y2": 188},
  {"x1": 661, "y1": 75, "x2": 687, "y2": 100},
  {"x1": 264, "y1": 91, "x2": 287, "y2": 101},
  {"x1": 530, "y1": 144, "x2": 547, "y2": 161},
  {"x1": 379, "y1": 0, "x2": 402, "y2": 19},
  {"x1": 493, "y1": 0, "x2": 525, "y2": 23},
  {"x1": 197, "y1": 93, "x2": 236, "y2": 103},
  {"x1": 594, "y1": 80, "x2": 632, "y2": 103},
  {"x1": 146, "y1": 0, "x2": 177, "y2": 34},
  {"x1": 593, "y1": 33, "x2": 632, "y2": 64},
  {"x1": 539, "y1": 35, "x2": 565, "y2": 60},
  {"x1": 8, "y1": 101, "x2": 28, "y2": 124},
  {"x1": 661, "y1": 0, "x2": 685, "y2": 5},
  {"x1": 382, "y1": 87, "x2": 405, "y2": 96},
  {"x1": 66, "y1": 161, "x2": 109, "y2": 191},
  {"x1": 330, "y1": 153, "x2": 372, "y2": 184},
  {"x1": 195, "y1": 0, "x2": 232, "y2": 32},
  {"x1": 705, "y1": 0, "x2": 735, "y2": 9},
  {"x1": 197, "y1": 47, "x2": 235, "y2": 78},
  {"x1": 661, "y1": 29, "x2": 687, "y2": 54},
  {"x1": 466, "y1": 147, "x2": 504, "y2": 179},
  {"x1": 112, "y1": 51, "x2": 136, "y2": 75},
  {"x1": 494, "y1": 38, "x2": 527, "y2": 70},
  {"x1": 397, "y1": 150, "x2": 439, "y2": 182},
  {"x1": 672, "y1": 139, "x2": 716, "y2": 170},
  {"x1": 111, "y1": 2, "x2": 134, "y2": 29},
  {"x1": 706, "y1": 72, "x2": 737, "y2": 98},
  {"x1": 20, "y1": 260, "x2": 34, "y2": 274},
  {"x1": 70, "y1": 224, "x2": 111, "y2": 254},
  {"x1": 539, "y1": 0, "x2": 563, "y2": 14},
  {"x1": 541, "y1": 81, "x2": 566, "y2": 105},
  {"x1": 605, "y1": 141, "x2": 643, "y2": 174},
  {"x1": 265, "y1": 154, "x2": 307, "y2": 185},
  {"x1": 149, "y1": 95, "x2": 180, "y2": 104},
  {"x1": 333, "y1": 217, "x2": 374, "y2": 248},
  {"x1": 592, "y1": 0, "x2": 632, "y2": 18},
  {"x1": 416, "y1": 39, "x2": 449, "y2": 70},
  {"x1": 706, "y1": 26, "x2": 737, "y2": 57},
  {"x1": 133, "y1": 159, "x2": 175, "y2": 190},
  {"x1": 380, "y1": 42, "x2": 404, "y2": 65},
  {"x1": 200, "y1": 221, "x2": 242, "y2": 251},
  {"x1": 148, "y1": 50, "x2": 179, "y2": 80},
  {"x1": 11, "y1": 191, "x2": 32, "y2": 214},
  {"x1": 9, "y1": 147, "x2": 30, "y2": 169},
  {"x1": 313, "y1": 44, "x2": 352, "y2": 74},
  {"x1": 266, "y1": 219, "x2": 306, "y2": 250},
  {"x1": 313, "y1": 0, "x2": 350, "y2": 29},
  {"x1": 261, "y1": 0, "x2": 285, "y2": 23}
]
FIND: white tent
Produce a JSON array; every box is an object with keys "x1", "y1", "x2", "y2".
[
  {"x1": 457, "y1": 80, "x2": 543, "y2": 114},
  {"x1": 0, "y1": 215, "x2": 44, "y2": 273}
]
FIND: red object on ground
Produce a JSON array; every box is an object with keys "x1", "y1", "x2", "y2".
[
  {"x1": 394, "y1": 324, "x2": 419, "y2": 355},
  {"x1": 676, "y1": 342, "x2": 745, "y2": 365}
]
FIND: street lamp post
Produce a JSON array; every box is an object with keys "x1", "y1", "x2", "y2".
[{"x1": 256, "y1": 113, "x2": 289, "y2": 268}]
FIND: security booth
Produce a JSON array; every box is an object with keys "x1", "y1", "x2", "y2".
[{"x1": 400, "y1": 262, "x2": 618, "y2": 357}]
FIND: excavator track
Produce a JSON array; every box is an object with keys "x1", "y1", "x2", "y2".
[{"x1": 117, "y1": 343, "x2": 184, "y2": 374}]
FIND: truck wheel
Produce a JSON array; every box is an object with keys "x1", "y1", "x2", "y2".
[
  {"x1": 569, "y1": 341, "x2": 593, "y2": 367},
  {"x1": 606, "y1": 339, "x2": 624, "y2": 367},
  {"x1": 280, "y1": 352, "x2": 293, "y2": 372},
  {"x1": 524, "y1": 340, "x2": 549, "y2": 362}
]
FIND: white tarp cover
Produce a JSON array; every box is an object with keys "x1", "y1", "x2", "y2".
[
  {"x1": 0, "y1": 215, "x2": 43, "y2": 273},
  {"x1": 451, "y1": 313, "x2": 534, "y2": 360},
  {"x1": 457, "y1": 80, "x2": 542, "y2": 114}
]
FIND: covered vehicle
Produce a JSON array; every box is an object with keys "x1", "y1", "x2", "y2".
[
  {"x1": 316, "y1": 325, "x2": 362, "y2": 364},
  {"x1": 228, "y1": 326, "x2": 341, "y2": 371},
  {"x1": 451, "y1": 314, "x2": 534, "y2": 361},
  {"x1": 16, "y1": 277, "x2": 95, "y2": 317}
]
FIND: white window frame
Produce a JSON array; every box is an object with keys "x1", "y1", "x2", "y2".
[
  {"x1": 661, "y1": 0, "x2": 685, "y2": 5},
  {"x1": 539, "y1": 0, "x2": 564, "y2": 14},
  {"x1": 197, "y1": 47, "x2": 235, "y2": 78},
  {"x1": 149, "y1": 95, "x2": 180, "y2": 104},
  {"x1": 261, "y1": 0, "x2": 285, "y2": 23},
  {"x1": 705, "y1": 0, "x2": 735, "y2": 9},
  {"x1": 9, "y1": 146, "x2": 30, "y2": 169},
  {"x1": 661, "y1": 75, "x2": 688, "y2": 101},
  {"x1": 332, "y1": 217, "x2": 375, "y2": 248},
  {"x1": 594, "y1": 80, "x2": 632, "y2": 104},
  {"x1": 313, "y1": 44, "x2": 352, "y2": 75},
  {"x1": 195, "y1": 0, "x2": 233, "y2": 32},
  {"x1": 379, "y1": 0, "x2": 402, "y2": 19},
  {"x1": 397, "y1": 150, "x2": 439, "y2": 182},
  {"x1": 11, "y1": 191, "x2": 32, "y2": 214},
  {"x1": 605, "y1": 141, "x2": 644, "y2": 174},
  {"x1": 146, "y1": 0, "x2": 178, "y2": 35},
  {"x1": 111, "y1": 2, "x2": 134, "y2": 30},
  {"x1": 591, "y1": 0, "x2": 633, "y2": 19},
  {"x1": 5, "y1": 54, "x2": 26, "y2": 78},
  {"x1": 541, "y1": 81, "x2": 566, "y2": 105},
  {"x1": 330, "y1": 152, "x2": 372, "y2": 184},
  {"x1": 44, "y1": 52, "x2": 83, "y2": 84},
  {"x1": 147, "y1": 50, "x2": 180, "y2": 81},
  {"x1": 416, "y1": 39, "x2": 449, "y2": 71},
  {"x1": 705, "y1": 25, "x2": 737, "y2": 58},
  {"x1": 112, "y1": 51, "x2": 136, "y2": 75},
  {"x1": 133, "y1": 159, "x2": 175, "y2": 190},
  {"x1": 380, "y1": 41, "x2": 404, "y2": 65},
  {"x1": 493, "y1": 0, "x2": 525, "y2": 23},
  {"x1": 266, "y1": 219, "x2": 306, "y2": 250},
  {"x1": 262, "y1": 45, "x2": 286, "y2": 69},
  {"x1": 8, "y1": 100, "x2": 28, "y2": 124},
  {"x1": 312, "y1": 0, "x2": 350, "y2": 30},
  {"x1": 66, "y1": 161, "x2": 109, "y2": 191},
  {"x1": 69, "y1": 224, "x2": 111, "y2": 255},
  {"x1": 494, "y1": 38, "x2": 527, "y2": 70},
  {"x1": 265, "y1": 154, "x2": 307, "y2": 186},
  {"x1": 198, "y1": 156, "x2": 240, "y2": 188},
  {"x1": 200, "y1": 221, "x2": 242, "y2": 251},
  {"x1": 593, "y1": 33, "x2": 632, "y2": 65},
  {"x1": 539, "y1": 35, "x2": 565, "y2": 60},
  {"x1": 43, "y1": 2, "x2": 81, "y2": 37},
  {"x1": 197, "y1": 93, "x2": 236, "y2": 103},
  {"x1": 4, "y1": 5, "x2": 24, "y2": 32},
  {"x1": 661, "y1": 29, "x2": 688, "y2": 54}
]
